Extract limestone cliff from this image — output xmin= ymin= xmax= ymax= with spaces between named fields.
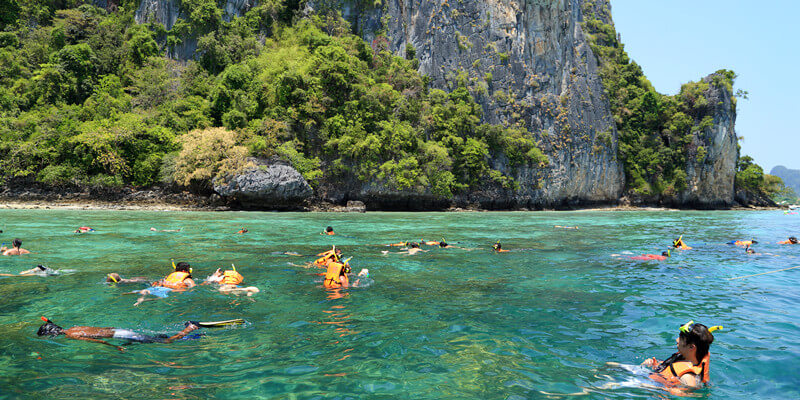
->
xmin=310 ymin=0 xmax=625 ymax=208
xmin=675 ymin=73 xmax=738 ymax=207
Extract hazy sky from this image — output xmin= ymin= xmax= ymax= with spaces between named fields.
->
xmin=608 ymin=0 xmax=798 ymax=172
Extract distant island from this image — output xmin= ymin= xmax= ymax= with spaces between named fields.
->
xmin=769 ymin=166 xmax=800 ymax=202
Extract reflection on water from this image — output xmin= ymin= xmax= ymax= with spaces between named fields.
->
xmin=0 ymin=210 xmax=799 ymax=399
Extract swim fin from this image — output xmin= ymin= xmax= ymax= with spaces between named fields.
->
xmin=195 ymin=319 xmax=245 ymax=327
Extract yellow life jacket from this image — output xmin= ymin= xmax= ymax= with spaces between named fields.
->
xmin=163 ymin=271 xmax=190 ymax=288
xmin=650 ymin=354 xmax=710 ymax=386
xmin=324 ymin=262 xmax=345 ymax=288
xmin=220 ymin=270 xmax=244 ymax=285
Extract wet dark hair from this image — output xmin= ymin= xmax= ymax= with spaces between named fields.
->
xmin=493 ymin=242 xmax=501 ymax=250
xmin=679 ymin=323 xmax=714 ymax=361
xmin=439 ymin=241 xmax=448 ymax=248
xmin=175 ymin=262 xmax=191 ymax=273
xmin=790 ymin=237 xmax=798 ymax=244
xmin=326 ymin=226 xmax=333 ymax=232
xmin=751 ymin=240 xmax=758 ymax=244
xmin=661 ymin=251 xmax=669 ymax=257
xmin=37 ymin=264 xmax=46 ymax=271
xmin=410 ymin=242 xmax=420 ymax=248
xmin=12 ymin=238 xmax=21 ymax=248
xmin=37 ymin=321 xmax=64 ymax=337
xmin=746 ymin=248 xmax=756 ymax=254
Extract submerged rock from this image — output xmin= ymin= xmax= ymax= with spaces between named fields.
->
xmin=213 ymin=158 xmax=313 ymax=209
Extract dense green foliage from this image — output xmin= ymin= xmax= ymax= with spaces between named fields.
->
xmin=736 ymin=156 xmax=797 ymax=202
xmin=580 ymin=3 xmax=775 ymax=199
xmin=0 ymin=0 xmax=545 ymax=197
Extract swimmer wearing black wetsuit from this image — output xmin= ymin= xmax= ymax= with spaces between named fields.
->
xmin=37 ymin=318 xmax=201 ymax=351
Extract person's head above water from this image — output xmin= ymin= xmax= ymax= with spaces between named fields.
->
xmin=409 ymin=242 xmax=420 ymax=249
xmin=677 ymin=321 xmax=716 ymax=361
xmin=493 ymin=242 xmax=502 ymax=250
xmin=439 ymin=241 xmax=448 ymax=248
xmin=790 ymin=237 xmax=798 ymax=244
xmin=12 ymin=238 xmax=21 ymax=248
xmin=746 ymin=247 xmax=756 ymax=254
xmin=174 ymin=262 xmax=191 ymax=273
xmin=107 ymin=273 xmax=122 ymax=283
xmin=37 ymin=317 xmax=64 ymax=337
xmin=326 ymin=226 xmax=333 ymax=233
xmin=661 ymin=251 xmax=670 ymax=257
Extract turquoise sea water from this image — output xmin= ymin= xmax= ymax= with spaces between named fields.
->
xmin=0 ymin=210 xmax=798 ymax=399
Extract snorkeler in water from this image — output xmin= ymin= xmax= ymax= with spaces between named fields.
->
xmin=0 ymin=265 xmax=58 ymax=277
xmin=150 ymin=227 xmax=182 ymax=232
xmin=322 ymin=226 xmax=335 ymax=235
xmin=37 ymin=317 xmax=202 ymax=351
xmin=554 ymin=225 xmax=579 ymax=230
xmin=492 ymin=242 xmax=509 ymax=253
xmin=205 ymin=266 xmax=260 ymax=296
xmin=134 ymin=262 xmax=196 ymax=306
xmin=236 ymin=228 xmax=249 ymax=234
xmin=74 ymin=226 xmax=95 ymax=233
xmin=778 ymin=236 xmax=799 ymax=244
xmin=106 ymin=273 xmax=149 ymax=284
xmin=2 ymin=239 xmax=30 ymax=256
xmin=383 ymin=242 xmax=426 ymax=255
xmin=672 ymin=236 xmax=691 ymax=250
xmin=641 ymin=321 xmax=720 ymax=388
xmin=628 ymin=251 xmax=671 ymax=261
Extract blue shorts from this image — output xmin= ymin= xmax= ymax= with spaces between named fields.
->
xmin=147 ymin=286 xmax=173 ymax=298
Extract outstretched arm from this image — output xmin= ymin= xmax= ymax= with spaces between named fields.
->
xmin=164 ymin=324 xmax=199 ymax=344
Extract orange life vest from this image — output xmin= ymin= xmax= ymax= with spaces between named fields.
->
xmin=324 ymin=262 xmax=348 ymax=288
xmin=220 ymin=270 xmax=244 ymax=285
xmin=162 ymin=271 xmax=190 ymax=288
xmin=326 ymin=231 xmax=335 ymax=235
xmin=734 ymin=240 xmax=753 ymax=246
xmin=650 ymin=354 xmax=710 ymax=386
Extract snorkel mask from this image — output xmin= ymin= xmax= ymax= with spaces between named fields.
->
xmin=342 ymin=257 xmax=352 ymax=274
xmin=679 ymin=320 xmax=723 ymax=334
xmin=37 ymin=316 xmax=64 ymax=337
xmin=172 ymin=259 xmax=192 ymax=274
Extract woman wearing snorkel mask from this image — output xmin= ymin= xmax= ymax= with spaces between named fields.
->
xmin=642 ymin=321 xmax=721 ymax=388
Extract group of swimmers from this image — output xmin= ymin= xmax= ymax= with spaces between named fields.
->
xmin=14 ymin=223 xmax=798 ymax=392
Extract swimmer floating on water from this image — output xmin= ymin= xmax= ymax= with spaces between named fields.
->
xmin=205 ymin=265 xmax=260 ymax=296
xmin=74 ymin=226 xmax=94 ymax=233
xmin=672 ymin=236 xmax=691 ymax=250
xmin=728 ymin=239 xmax=757 ymax=246
xmin=492 ymin=241 xmax=509 ymax=253
xmin=383 ymin=242 xmax=426 ymax=255
xmin=0 ymin=264 xmax=58 ymax=277
xmin=778 ymin=236 xmax=798 ymax=244
xmin=1 ymin=239 xmax=30 ymax=256
xmin=236 ymin=228 xmax=249 ymax=234
xmin=37 ymin=317 xmax=205 ymax=351
xmin=322 ymin=226 xmax=335 ymax=235
xmin=106 ymin=273 xmax=149 ymax=284
xmin=629 ymin=250 xmax=671 ymax=261
xmin=150 ymin=227 xmax=181 ymax=232
xmin=134 ymin=261 xmax=196 ymax=306
xmin=641 ymin=321 xmax=721 ymax=389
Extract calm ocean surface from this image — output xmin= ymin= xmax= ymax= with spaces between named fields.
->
xmin=0 ymin=209 xmax=798 ymax=399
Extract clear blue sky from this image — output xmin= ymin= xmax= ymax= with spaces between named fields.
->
xmin=608 ymin=0 xmax=799 ymax=172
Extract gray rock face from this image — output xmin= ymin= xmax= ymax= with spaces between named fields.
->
xmin=135 ymin=0 xmax=255 ymax=59
xmin=676 ymin=73 xmax=738 ymax=207
xmin=311 ymin=0 xmax=624 ymax=207
xmin=213 ymin=158 xmax=313 ymax=209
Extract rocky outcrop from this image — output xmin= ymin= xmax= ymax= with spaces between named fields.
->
xmin=213 ymin=158 xmax=313 ymax=209
xmin=676 ymin=73 xmax=739 ymax=207
xmin=309 ymin=0 xmax=625 ymax=208
xmin=135 ymin=0 xmax=255 ymax=59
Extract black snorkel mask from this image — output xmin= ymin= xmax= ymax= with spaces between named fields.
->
xmin=37 ymin=316 xmax=63 ymax=337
